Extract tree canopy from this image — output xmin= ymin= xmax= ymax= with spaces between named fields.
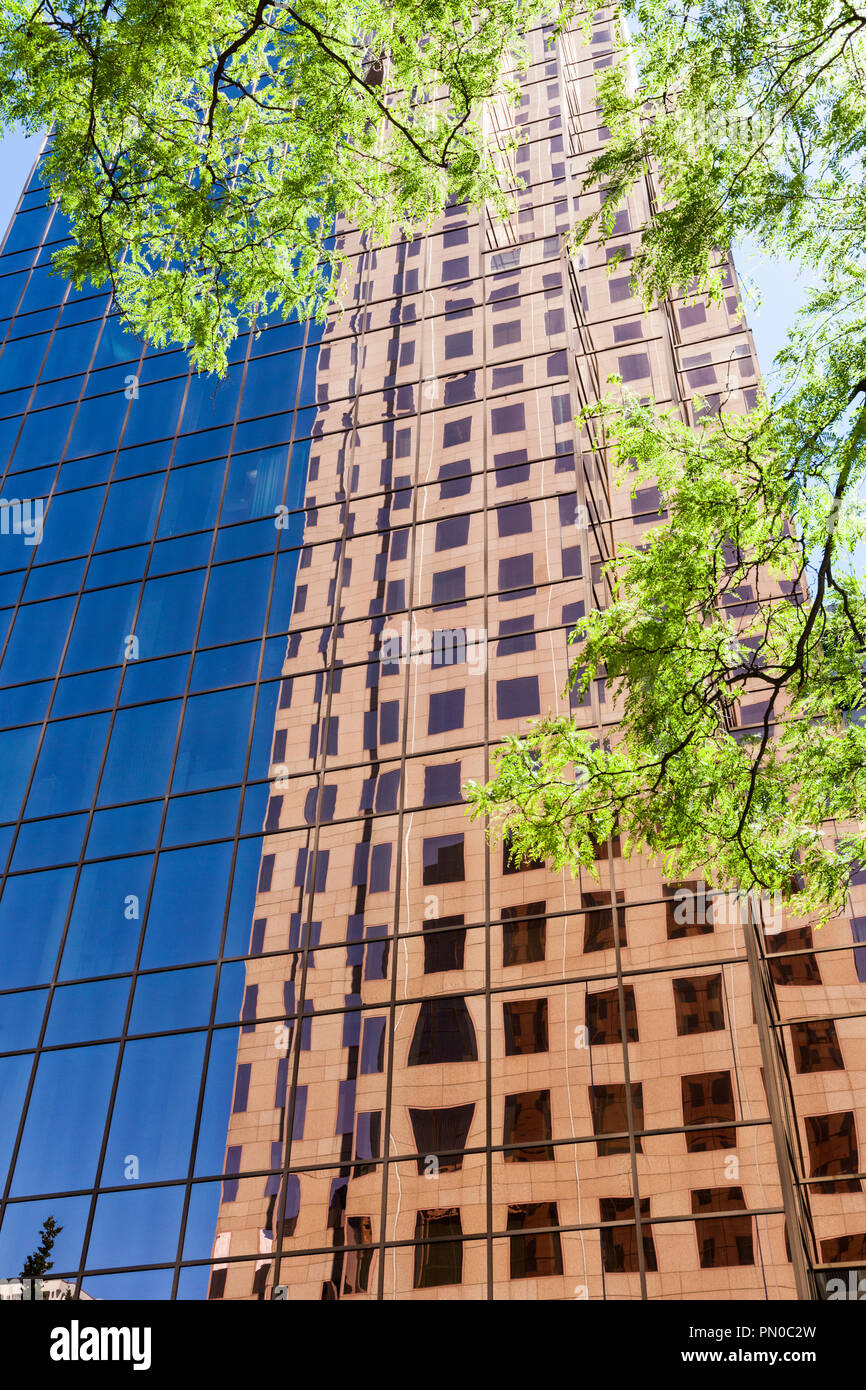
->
xmin=468 ymin=0 xmax=866 ymax=922
xmin=0 ymin=0 xmax=573 ymax=372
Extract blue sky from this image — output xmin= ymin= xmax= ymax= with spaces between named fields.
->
xmin=733 ymin=237 xmax=811 ymax=388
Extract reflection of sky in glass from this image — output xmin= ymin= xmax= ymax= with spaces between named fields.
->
xmin=0 ymin=145 xmax=318 ymax=1295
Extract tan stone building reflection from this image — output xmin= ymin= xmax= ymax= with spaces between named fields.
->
xmin=207 ymin=9 xmax=866 ymax=1300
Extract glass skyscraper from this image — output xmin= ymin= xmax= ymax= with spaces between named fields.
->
xmin=0 ymin=126 xmax=323 ymax=1301
xmin=1 ymin=6 xmax=866 ymax=1302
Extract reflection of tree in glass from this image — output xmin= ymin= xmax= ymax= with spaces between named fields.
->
xmin=20 ymin=1214 xmax=62 ymax=1278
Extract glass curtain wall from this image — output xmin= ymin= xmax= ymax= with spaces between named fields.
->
xmin=0 ymin=145 xmax=321 ymax=1299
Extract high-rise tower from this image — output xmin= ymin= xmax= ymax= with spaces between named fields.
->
xmin=0 ymin=6 xmax=864 ymax=1302
xmin=206 ymin=10 xmax=866 ymax=1301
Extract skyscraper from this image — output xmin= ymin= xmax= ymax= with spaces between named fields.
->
xmin=0 ymin=127 xmax=324 ymax=1301
xmin=0 ymin=6 xmax=864 ymax=1302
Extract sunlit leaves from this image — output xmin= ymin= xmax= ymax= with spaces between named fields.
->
xmin=467 ymin=1 xmax=866 ymax=923
xmin=466 ymin=393 xmax=866 ymax=922
xmin=0 ymin=0 xmax=575 ymax=372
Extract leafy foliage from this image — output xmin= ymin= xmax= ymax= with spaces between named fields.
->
xmin=0 ymin=0 xmax=573 ymax=372
xmin=575 ymin=0 xmax=866 ymax=305
xmin=468 ymin=2 xmax=866 ymax=921
xmin=467 ymin=392 xmax=866 ymax=921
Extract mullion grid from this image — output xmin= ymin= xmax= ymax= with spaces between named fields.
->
xmin=6 ymin=914 xmax=865 ymax=1071
xmin=554 ymin=23 xmax=652 ymax=1303
xmin=0 ymin=187 xmax=321 ymax=1292
xmin=0 ymin=10 xmax=860 ymax=1298
xmin=370 ymin=207 xmax=442 ymax=1300
xmin=269 ymin=240 xmax=382 ymax=1299
xmin=13 ymin=1194 xmax=793 ymax=1293
xmin=269 ymin=15 xmax=641 ymax=1301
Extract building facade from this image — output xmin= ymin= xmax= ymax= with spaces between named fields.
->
xmin=0 ymin=7 xmax=865 ymax=1301
xmin=0 ymin=126 xmax=324 ymax=1299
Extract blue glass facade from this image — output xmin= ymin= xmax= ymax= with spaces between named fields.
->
xmin=0 ymin=150 xmax=320 ymax=1298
